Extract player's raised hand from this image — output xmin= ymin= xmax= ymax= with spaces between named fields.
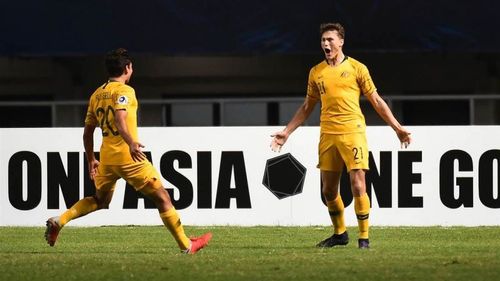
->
xmin=396 ymin=127 xmax=412 ymax=149
xmin=130 ymin=141 xmax=147 ymax=162
xmin=88 ymin=159 xmax=100 ymax=181
xmin=270 ymin=131 xmax=289 ymax=152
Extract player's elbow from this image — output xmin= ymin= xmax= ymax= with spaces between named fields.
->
xmin=302 ymin=100 xmax=316 ymax=115
xmin=371 ymin=97 xmax=387 ymax=113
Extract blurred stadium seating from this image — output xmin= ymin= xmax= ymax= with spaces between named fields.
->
xmin=1 ymin=1 xmax=499 ymax=127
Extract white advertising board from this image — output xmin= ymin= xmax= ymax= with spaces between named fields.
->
xmin=0 ymin=126 xmax=499 ymax=226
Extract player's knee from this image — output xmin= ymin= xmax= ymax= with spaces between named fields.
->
xmin=156 ymin=190 xmax=173 ymax=206
xmin=97 ymin=202 xmax=110 ymax=209
xmin=322 ymin=187 xmax=338 ymax=201
xmin=153 ymin=194 xmax=173 ymax=213
xmin=349 ymin=170 xmax=365 ymax=192
xmin=93 ymin=195 xmax=111 ymax=209
xmin=350 ymin=180 xmax=365 ymax=195
xmin=142 ymin=187 xmax=173 ymax=211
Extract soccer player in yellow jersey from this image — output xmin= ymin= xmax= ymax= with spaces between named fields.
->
xmin=271 ymin=23 xmax=412 ymax=249
xmin=45 ymin=48 xmax=212 ymax=254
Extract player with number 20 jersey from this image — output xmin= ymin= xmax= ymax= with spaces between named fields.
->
xmin=45 ymin=48 xmax=212 ymax=254
xmin=85 ymin=81 xmax=139 ymax=165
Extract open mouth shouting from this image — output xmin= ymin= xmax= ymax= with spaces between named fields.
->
xmin=324 ymin=48 xmax=331 ymax=54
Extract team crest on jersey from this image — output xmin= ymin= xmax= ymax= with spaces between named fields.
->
xmin=117 ymin=95 xmax=128 ymax=105
xmin=340 ymin=71 xmax=350 ymax=78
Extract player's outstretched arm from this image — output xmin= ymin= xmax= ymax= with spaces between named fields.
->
xmin=271 ymin=96 xmax=318 ymax=152
xmin=366 ymin=91 xmax=412 ymax=148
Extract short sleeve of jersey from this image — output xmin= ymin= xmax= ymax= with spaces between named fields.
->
xmin=357 ymin=64 xmax=377 ymax=96
xmin=84 ymin=97 xmax=98 ymax=126
xmin=306 ymin=67 xmax=320 ymax=100
xmin=113 ymin=86 xmax=135 ymax=111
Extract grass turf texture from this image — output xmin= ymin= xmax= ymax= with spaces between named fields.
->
xmin=1 ymin=226 xmax=499 ymax=281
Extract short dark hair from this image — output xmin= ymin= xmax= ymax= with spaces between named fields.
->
xmin=319 ymin=23 xmax=345 ymax=39
xmin=105 ymin=48 xmax=132 ymax=77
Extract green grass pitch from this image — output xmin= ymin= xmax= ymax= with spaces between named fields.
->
xmin=1 ymin=226 xmax=499 ymax=281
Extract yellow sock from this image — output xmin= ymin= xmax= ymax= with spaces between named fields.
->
xmin=59 ymin=197 xmax=98 ymax=226
xmin=326 ymin=195 xmax=346 ymax=234
xmin=159 ymin=207 xmax=190 ymax=250
xmin=354 ymin=193 xmax=370 ymax=239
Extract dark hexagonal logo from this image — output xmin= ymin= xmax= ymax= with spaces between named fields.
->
xmin=262 ymin=153 xmax=307 ymax=199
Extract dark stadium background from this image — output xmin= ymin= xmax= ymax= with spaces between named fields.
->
xmin=1 ymin=0 xmax=499 ymax=127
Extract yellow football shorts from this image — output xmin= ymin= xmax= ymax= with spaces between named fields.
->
xmin=93 ymin=160 xmax=163 ymax=194
xmin=317 ymin=132 xmax=370 ymax=172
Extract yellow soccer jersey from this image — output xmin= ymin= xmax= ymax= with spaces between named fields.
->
xmin=307 ymin=57 xmax=376 ymax=134
xmin=84 ymin=81 xmax=140 ymax=165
